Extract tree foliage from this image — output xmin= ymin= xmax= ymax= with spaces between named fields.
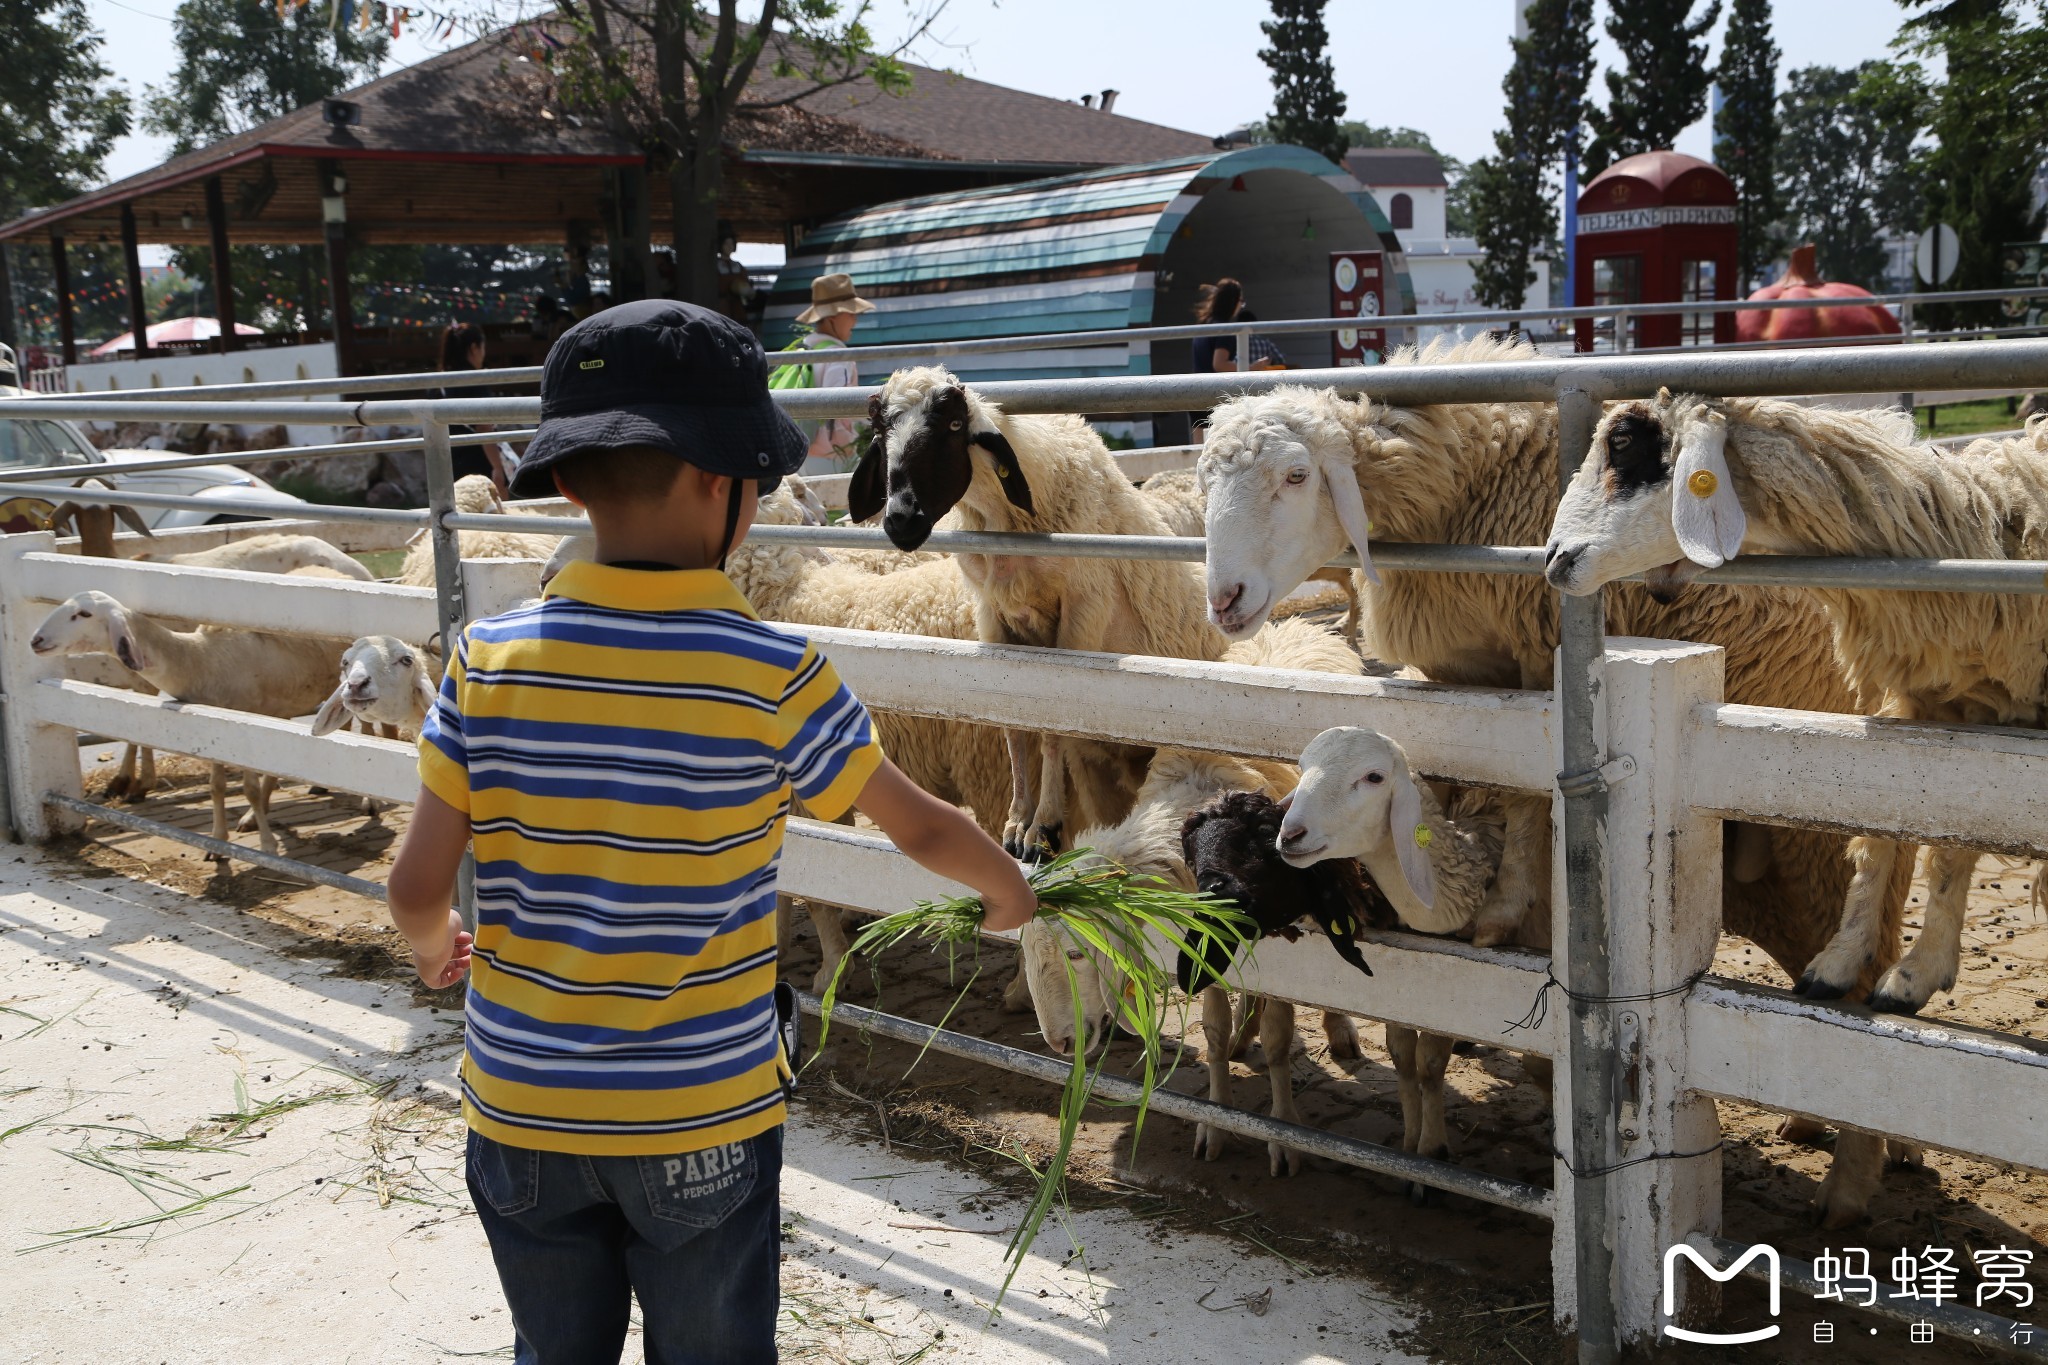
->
xmin=1774 ymin=63 xmax=1926 ymax=291
xmin=1257 ymin=0 xmax=1348 ymax=166
xmin=1895 ymin=0 xmax=2048 ymax=322
xmin=143 ymin=0 xmax=387 ymax=152
xmin=1585 ymin=0 xmax=1721 ymax=175
xmin=1714 ymin=0 xmax=1781 ymax=291
xmin=537 ymin=0 xmax=941 ymax=305
xmin=1467 ymin=0 xmax=1595 ymax=311
xmin=0 ymin=0 xmax=132 ymax=347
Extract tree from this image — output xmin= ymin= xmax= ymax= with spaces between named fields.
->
xmin=1584 ymin=0 xmax=1721 ymax=175
xmin=537 ymin=1 xmax=941 ymax=307
xmin=1467 ymin=0 xmax=1595 ymax=311
xmin=0 ymin=0 xmax=131 ymax=348
xmin=144 ymin=0 xmax=387 ymax=335
xmin=1774 ymin=64 xmax=1924 ymax=290
xmin=1258 ymin=0 xmax=1347 ymax=166
xmin=1896 ymin=0 xmax=2048 ymax=323
xmin=1714 ymin=0 xmax=1781 ymax=291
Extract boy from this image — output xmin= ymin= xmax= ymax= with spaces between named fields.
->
xmin=386 ymin=300 xmax=1035 ymax=1365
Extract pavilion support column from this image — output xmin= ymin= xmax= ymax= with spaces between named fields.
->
xmin=602 ymin=164 xmax=651 ymax=304
xmin=204 ymin=176 xmax=239 ymax=353
xmin=319 ymin=160 xmax=354 ymax=377
xmin=49 ymin=232 xmax=76 ymax=366
xmin=119 ymin=204 xmax=150 ymax=359
xmin=0 ymin=242 xmax=18 ymax=351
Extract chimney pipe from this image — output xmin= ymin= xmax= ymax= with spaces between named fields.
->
xmin=1099 ymin=89 xmax=1119 ymax=114
xmin=1079 ymin=93 xmax=1095 ymax=108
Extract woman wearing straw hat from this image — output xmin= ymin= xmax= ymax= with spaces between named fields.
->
xmin=776 ymin=272 xmax=875 ymax=474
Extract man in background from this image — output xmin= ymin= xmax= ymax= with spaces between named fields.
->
xmin=779 ymin=273 xmax=874 ymax=475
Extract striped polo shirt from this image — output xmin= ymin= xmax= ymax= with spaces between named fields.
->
xmin=418 ymin=561 xmax=883 ymax=1155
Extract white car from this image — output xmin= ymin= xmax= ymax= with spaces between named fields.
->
xmin=0 ymin=344 xmax=304 ymax=535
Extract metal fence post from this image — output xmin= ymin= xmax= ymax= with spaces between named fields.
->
xmin=1597 ymin=640 xmax=1727 ymax=1346
xmin=0 ymin=530 xmax=84 ymax=841
xmin=1235 ymin=325 xmax=1253 ymax=374
xmin=1553 ymin=385 xmax=1617 ymax=1363
xmin=422 ymin=418 xmax=477 ymax=931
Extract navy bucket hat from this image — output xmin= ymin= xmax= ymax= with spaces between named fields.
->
xmin=507 ymin=299 xmax=809 ymax=499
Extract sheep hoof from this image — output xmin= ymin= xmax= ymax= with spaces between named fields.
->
xmin=1888 ymin=1140 xmax=1927 ymax=1170
xmin=1193 ymin=1124 xmax=1224 ymax=1162
xmin=1864 ymin=985 xmax=1930 ymax=1016
xmin=1325 ymin=1020 xmax=1363 ymax=1061
xmin=1813 ymin=1187 xmax=1871 ymax=1231
xmin=1793 ymin=968 xmax=1852 ymax=1001
xmin=1867 ymin=962 xmax=1943 ymax=1016
xmin=811 ymin=963 xmax=841 ymax=999
xmin=1268 ymin=1143 xmax=1302 ymax=1178
xmin=1021 ymin=823 xmax=1061 ymax=864
xmin=1407 ymin=1181 xmax=1439 ymax=1208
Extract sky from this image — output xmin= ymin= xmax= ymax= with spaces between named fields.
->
xmin=84 ymin=0 xmax=1914 ymax=261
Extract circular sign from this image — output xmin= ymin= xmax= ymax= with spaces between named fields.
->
xmin=1358 ymin=291 xmax=1381 ymax=318
xmin=1915 ymin=224 xmax=1960 ymax=285
xmin=1337 ymin=327 xmax=1359 ymax=349
xmin=0 ymin=497 xmax=55 ymax=535
xmin=1333 ymin=257 xmax=1358 ymax=293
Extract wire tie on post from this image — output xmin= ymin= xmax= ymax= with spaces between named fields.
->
xmin=1503 ymin=966 xmax=1706 ymax=1036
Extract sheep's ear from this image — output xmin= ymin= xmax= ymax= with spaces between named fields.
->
xmin=411 ymin=659 xmax=440 ymax=717
xmin=310 ymin=685 xmax=353 ymax=737
xmin=1308 ymin=872 xmax=1375 ymax=978
xmin=1387 ymin=766 xmax=1438 ymax=911
xmin=1670 ymin=410 xmax=1746 ymax=569
xmin=1322 ymin=459 xmax=1382 ymax=587
xmin=113 ymin=504 xmax=154 ymax=538
xmin=972 ymin=430 xmax=1034 ymax=515
xmin=108 ymin=606 xmax=150 ymax=675
xmin=846 ymin=436 xmax=886 ymax=522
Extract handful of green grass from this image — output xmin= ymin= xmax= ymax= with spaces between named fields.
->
xmin=815 ymin=848 xmax=1252 ymax=1308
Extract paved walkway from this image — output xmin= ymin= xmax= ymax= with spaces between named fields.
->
xmin=0 ymin=850 xmax=1426 ymax=1364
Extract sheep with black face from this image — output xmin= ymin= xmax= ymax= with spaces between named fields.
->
xmin=850 ymin=366 xmax=1227 ymax=860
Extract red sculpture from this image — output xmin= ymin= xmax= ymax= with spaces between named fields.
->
xmin=1738 ymin=244 xmax=1902 ymax=343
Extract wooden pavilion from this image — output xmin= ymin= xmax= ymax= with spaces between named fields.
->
xmin=0 ymin=22 xmax=1211 ymax=376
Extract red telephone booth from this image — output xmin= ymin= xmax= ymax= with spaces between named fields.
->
xmin=1572 ymin=151 xmax=1738 ymax=352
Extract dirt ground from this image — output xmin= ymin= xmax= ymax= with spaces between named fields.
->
xmin=14 ymin=739 xmax=2048 ymax=1364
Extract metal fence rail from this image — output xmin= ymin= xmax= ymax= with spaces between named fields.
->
xmin=6 ymin=335 xmax=2048 ymax=1364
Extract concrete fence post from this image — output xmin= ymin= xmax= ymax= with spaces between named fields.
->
xmin=1598 ymin=639 xmax=1727 ymax=1346
xmin=0 ymin=531 xmax=83 ymax=840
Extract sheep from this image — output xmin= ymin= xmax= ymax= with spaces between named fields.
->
xmin=311 ymin=635 xmax=442 ymax=738
xmin=1015 ymin=616 xmax=1377 ymax=1175
xmin=1546 ymin=395 xmax=2048 ymax=1019
xmin=1195 ymin=334 xmax=1913 ymax=1226
xmin=28 ymin=576 xmax=350 ymax=856
xmin=1277 ymin=726 xmax=1521 ymax=1175
xmin=851 ymin=366 xmax=1225 ymax=860
xmin=132 ymin=533 xmax=374 ymax=581
xmin=396 ymin=474 xmax=560 ymax=586
xmin=1139 ymin=467 xmax=1362 ymax=648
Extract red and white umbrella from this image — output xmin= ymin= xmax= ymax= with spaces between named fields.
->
xmin=91 ymin=316 xmax=265 ymax=356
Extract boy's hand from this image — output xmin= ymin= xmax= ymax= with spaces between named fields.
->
xmin=980 ymin=876 xmax=1039 ymax=934
xmin=411 ymin=907 xmax=474 ymax=989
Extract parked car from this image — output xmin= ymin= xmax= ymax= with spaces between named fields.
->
xmin=0 ymin=343 xmax=304 ymax=535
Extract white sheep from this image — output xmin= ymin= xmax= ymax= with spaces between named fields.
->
xmin=44 ymin=480 xmax=164 ymax=800
xmin=311 ymin=635 xmax=442 ymax=738
xmin=133 ymin=533 xmax=375 ymax=581
xmin=1277 ymin=726 xmax=1513 ymax=1171
xmin=852 ymin=367 xmax=1225 ymax=860
xmin=397 ymin=474 xmax=560 ymax=586
xmin=1016 ymin=616 xmax=1373 ymax=1176
xmin=1195 ymin=336 xmax=1912 ymax=1227
xmin=29 ymin=576 xmax=350 ymax=856
xmin=1547 ymin=395 xmax=2048 ymax=1020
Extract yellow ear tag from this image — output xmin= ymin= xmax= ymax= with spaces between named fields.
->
xmin=1687 ymin=470 xmax=1719 ymax=498
xmin=1413 ymin=824 xmax=1432 ymax=849
xmin=1122 ymin=978 xmax=1139 ymax=1003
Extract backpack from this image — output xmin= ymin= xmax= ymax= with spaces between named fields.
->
xmin=768 ymin=334 xmax=828 ymax=392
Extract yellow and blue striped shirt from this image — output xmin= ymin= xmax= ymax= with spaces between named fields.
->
xmin=419 ymin=561 xmax=882 ymax=1155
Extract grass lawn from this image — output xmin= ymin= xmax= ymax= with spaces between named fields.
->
xmin=1916 ymin=396 xmax=2026 ymax=438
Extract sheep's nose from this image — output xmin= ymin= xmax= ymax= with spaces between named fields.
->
xmin=1544 ymin=543 xmax=1579 ymax=589
xmin=1049 ymin=1033 xmax=1074 ymax=1057
xmin=1278 ymin=819 xmax=1306 ymax=847
xmin=28 ymin=633 xmax=49 ymax=653
xmin=1209 ymin=583 xmax=1243 ymax=618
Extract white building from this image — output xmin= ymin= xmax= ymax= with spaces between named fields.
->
xmin=1344 ymin=147 xmax=1552 ymax=336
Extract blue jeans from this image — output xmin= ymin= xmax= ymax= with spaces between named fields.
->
xmin=466 ymin=1125 xmax=783 ymax=1365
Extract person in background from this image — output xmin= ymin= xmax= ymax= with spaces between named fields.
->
xmin=1191 ymin=278 xmax=1288 ymax=374
xmin=433 ymin=323 xmax=510 ymax=494
xmin=776 ymin=272 xmax=874 ymax=476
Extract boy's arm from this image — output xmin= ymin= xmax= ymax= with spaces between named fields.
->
xmin=853 ymin=759 xmax=1037 ymax=932
xmin=387 ymin=787 xmax=475 ymax=988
